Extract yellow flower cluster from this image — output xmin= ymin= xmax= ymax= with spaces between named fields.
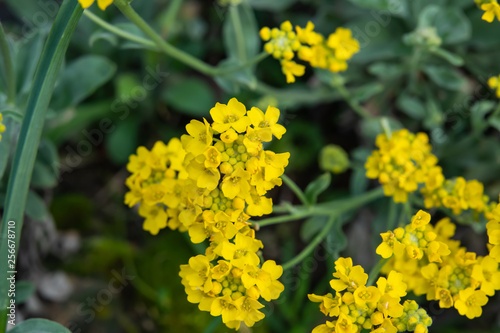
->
xmin=365 ymin=130 xmax=438 ymax=203
xmin=487 ymin=204 xmax=500 ymax=261
xmin=0 ymin=113 xmax=5 ymax=142
xmin=180 ymin=250 xmax=283 ymax=329
xmin=378 ymin=210 xmax=500 ymax=319
xmin=476 ymin=0 xmax=500 ymax=22
xmin=259 ymin=21 xmax=360 ymax=83
xmin=308 ymin=257 xmax=432 ymax=333
xmin=487 ymin=74 xmax=500 ymax=97
xmin=365 ymin=129 xmax=494 ymax=219
xmin=125 ymin=98 xmax=289 ymax=328
xmin=78 ymin=0 xmax=113 ymax=10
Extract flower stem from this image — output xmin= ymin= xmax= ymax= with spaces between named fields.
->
xmin=366 ymin=258 xmax=389 ymax=286
xmin=331 ymin=75 xmax=373 ymax=119
xmin=114 ymin=0 xmax=216 ymax=75
xmin=255 ymin=210 xmax=312 ymax=228
xmin=0 ymin=1 xmax=83 ymax=331
xmin=83 ymin=10 xmax=157 ymax=49
xmin=0 ymin=22 xmax=16 ymax=105
xmin=281 ymin=174 xmax=309 ymax=206
xmin=282 ymin=215 xmax=336 ymax=270
xmin=255 ymin=187 xmax=384 ymax=228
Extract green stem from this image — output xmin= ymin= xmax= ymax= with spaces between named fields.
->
xmin=229 ymin=5 xmax=246 ymax=63
xmin=408 ymin=47 xmax=422 ymax=93
xmin=313 ymin=187 xmax=384 ymax=213
xmin=331 ymin=76 xmax=373 ymax=119
xmin=255 ymin=210 xmax=312 ymax=228
xmin=380 ymin=117 xmax=392 ymax=138
xmin=282 ymin=216 xmax=336 ymax=270
xmin=0 ymin=1 xmax=83 ymax=332
xmin=281 ymin=174 xmax=309 ymax=206
xmin=256 ymin=187 xmax=384 ymax=228
xmin=386 ymin=199 xmax=398 ymax=231
xmin=114 ymin=0 xmax=216 ymax=75
xmin=0 ymin=22 xmax=16 ymax=105
xmin=0 ymin=109 xmax=23 ymax=122
xmin=83 ymin=10 xmax=157 ymax=49
xmin=164 ymin=0 xmax=183 ymax=35
xmin=366 ymin=258 xmax=389 ymax=286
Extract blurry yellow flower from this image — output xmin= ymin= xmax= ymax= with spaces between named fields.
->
xmin=78 ymin=0 xmax=113 ymax=10
xmin=281 ymin=60 xmax=305 ymax=83
xmin=488 ymin=75 xmax=500 ymax=97
xmin=481 ymin=1 xmax=500 ymax=22
xmin=0 ymin=113 xmax=5 ymax=142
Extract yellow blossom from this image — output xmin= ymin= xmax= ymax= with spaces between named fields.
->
xmin=78 ymin=0 xmax=113 ymax=10
xmin=481 ymin=1 xmax=500 ymax=22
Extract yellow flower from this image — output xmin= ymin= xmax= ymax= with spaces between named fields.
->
xmin=326 ymin=27 xmax=360 ymax=60
xmin=410 ymin=210 xmax=431 ymax=230
xmin=454 ymin=288 xmax=488 ymax=319
xmin=295 ymin=21 xmax=323 ymax=45
xmin=376 ymin=271 xmax=407 ymax=298
xmin=353 ymin=285 xmax=381 ymax=307
xmin=182 ymin=118 xmax=213 ymax=155
xmin=78 ymin=0 xmax=113 ymax=10
xmin=219 ymin=233 xmax=262 ymax=268
xmin=210 ymin=98 xmax=251 ymax=133
xmin=471 ymin=256 xmax=500 ymax=296
xmin=335 ymin=313 xmax=357 ymax=333
xmin=481 ymin=1 xmax=500 ymax=22
xmin=281 ymin=60 xmax=305 ymax=83
xmin=260 ymin=21 xmax=301 ymax=60
xmin=247 ymin=106 xmax=286 ymax=140
xmin=488 ymin=75 xmax=500 ymax=97
xmin=0 ymin=113 xmax=5 ymax=141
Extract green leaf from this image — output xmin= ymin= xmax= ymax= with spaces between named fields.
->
xmin=31 ymin=139 xmax=59 ymax=189
xmin=15 ymin=280 xmax=35 ymax=304
xmin=300 ymin=215 xmax=327 ymax=242
xmin=248 ymin=0 xmax=298 ymax=10
xmin=31 ymin=160 xmax=58 ymax=189
xmin=25 ymin=190 xmax=49 ymax=222
xmin=162 ymin=77 xmax=215 ymax=117
xmin=0 ymin=1 xmax=83 ymax=327
xmin=223 ymin=4 xmax=259 ymax=62
xmin=430 ymin=47 xmax=464 ymax=66
xmin=304 ymin=173 xmax=331 ymax=205
xmin=105 ymin=116 xmax=139 ymax=165
xmin=9 ymin=318 xmax=71 ymax=333
xmin=350 ymin=167 xmax=369 ymax=196
xmin=89 ymin=30 xmax=119 ymax=47
xmin=359 ymin=117 xmax=403 ymax=142
xmin=396 ymin=93 xmax=426 ymax=119
xmin=14 ymin=32 xmax=45 ymax=96
xmin=325 ymin=217 xmax=348 ymax=259
xmin=422 ymin=65 xmax=466 ymax=91
xmin=47 ymin=100 xmax=113 ymax=145
xmin=418 ymin=5 xmax=471 ymax=44
xmin=368 ymin=62 xmax=404 ymax=79
xmin=434 ymin=7 xmax=471 ymax=45
xmin=471 ymin=100 xmax=495 ymax=132
xmin=349 ymin=0 xmax=409 ymax=15
xmin=50 ymin=55 xmax=116 ymax=111
xmin=350 ymin=82 xmax=384 ymax=102
xmin=488 ymin=113 xmax=500 ymax=132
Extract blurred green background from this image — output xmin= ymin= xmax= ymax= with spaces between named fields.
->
xmin=1 ymin=0 xmax=500 ymax=331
